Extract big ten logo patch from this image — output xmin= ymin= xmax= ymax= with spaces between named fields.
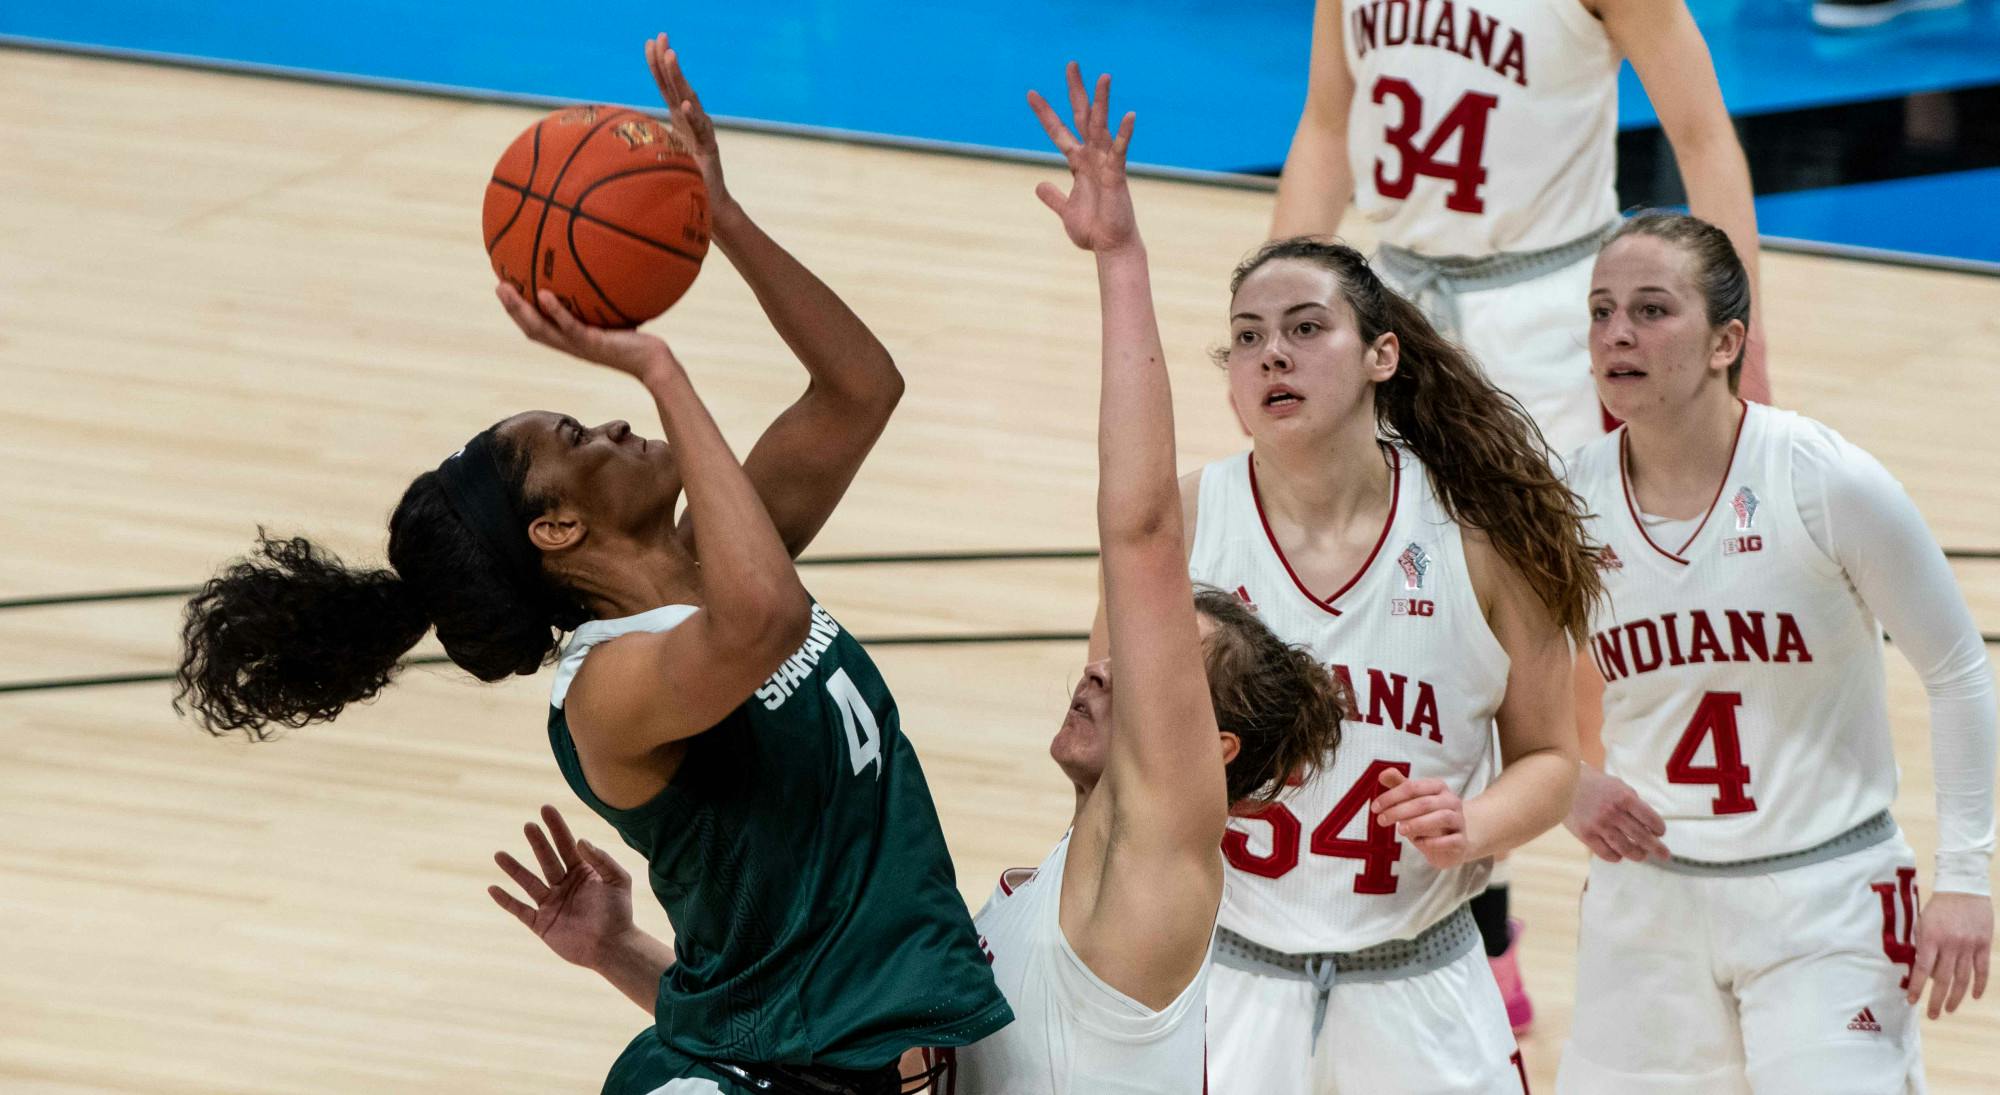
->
xmin=1723 ymin=535 xmax=1763 ymax=556
xmin=1391 ymin=598 xmax=1435 ymax=617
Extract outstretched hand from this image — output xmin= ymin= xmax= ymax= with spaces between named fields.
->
xmin=644 ymin=33 xmax=729 ymax=208
xmin=1026 ymin=63 xmax=1140 ymax=255
xmin=488 ymin=804 xmax=638 ymax=970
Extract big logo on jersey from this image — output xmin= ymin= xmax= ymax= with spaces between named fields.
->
xmin=1731 ymin=486 xmax=1761 ymax=531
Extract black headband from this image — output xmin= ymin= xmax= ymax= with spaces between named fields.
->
xmin=434 ymin=430 xmax=545 ymax=593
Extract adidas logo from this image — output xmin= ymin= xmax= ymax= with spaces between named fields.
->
xmin=1847 ymin=1007 xmax=1882 ymax=1033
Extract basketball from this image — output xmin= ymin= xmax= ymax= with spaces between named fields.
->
xmin=482 ymin=104 xmax=709 ymax=328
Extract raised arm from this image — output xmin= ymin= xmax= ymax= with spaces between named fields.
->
xmin=1029 ymin=65 xmax=1228 ymax=1006
xmin=497 ymin=288 xmax=809 ymax=775
xmin=1599 ymin=0 xmax=1768 ymax=402
xmin=1271 ymin=0 xmax=1355 ymax=239
xmin=647 ymin=36 xmax=904 ymax=557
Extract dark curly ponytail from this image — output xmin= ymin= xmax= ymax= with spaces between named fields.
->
xmin=176 ymin=428 xmax=587 ymax=738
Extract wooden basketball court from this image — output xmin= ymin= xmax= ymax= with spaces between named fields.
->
xmin=3 ymin=49 xmax=1997 ymax=1091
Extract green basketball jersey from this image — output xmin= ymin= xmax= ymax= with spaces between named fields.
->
xmin=547 ymin=599 xmax=1012 ymax=1074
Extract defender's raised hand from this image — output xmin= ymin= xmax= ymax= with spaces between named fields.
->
xmin=1027 ymin=63 xmax=1139 ymax=255
xmin=488 ymin=804 xmax=638 ymax=970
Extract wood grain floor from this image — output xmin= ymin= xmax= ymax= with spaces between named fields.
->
xmin=3 ymin=48 xmax=1997 ymax=1092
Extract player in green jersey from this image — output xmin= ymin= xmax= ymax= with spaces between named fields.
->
xmin=489 ymin=66 xmax=1352 ymax=1095
xmin=175 ymin=34 xmax=1009 ymax=1095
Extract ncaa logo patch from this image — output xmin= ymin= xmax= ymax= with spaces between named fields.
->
xmin=1397 ymin=542 xmax=1431 ymax=591
xmin=1731 ymin=486 xmax=1760 ymax=531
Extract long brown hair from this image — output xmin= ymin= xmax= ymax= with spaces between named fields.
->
xmin=1227 ymin=238 xmax=1603 ymax=641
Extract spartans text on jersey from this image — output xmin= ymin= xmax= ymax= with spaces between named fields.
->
xmin=1589 ymin=610 xmax=1814 ymax=684
xmin=755 ymin=603 xmax=844 ymax=710
xmin=1349 ymin=0 xmax=1528 ymax=87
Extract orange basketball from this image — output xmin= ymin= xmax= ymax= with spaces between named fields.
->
xmin=482 ymin=105 xmax=709 ymax=328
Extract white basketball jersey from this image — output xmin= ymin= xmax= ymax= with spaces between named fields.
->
xmin=1568 ymin=404 xmax=1898 ymax=863
xmin=1189 ymin=448 xmax=1508 ymax=952
xmin=1343 ymin=0 xmax=1621 ymax=256
xmin=958 ymin=834 xmax=1211 ymax=1095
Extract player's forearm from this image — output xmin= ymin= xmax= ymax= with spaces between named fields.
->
xmin=1094 ymin=244 xmax=1179 ymax=543
xmin=640 ymin=359 xmax=807 ymax=633
xmin=1271 ymin=123 xmax=1353 ymax=240
xmin=1465 ymin=747 xmax=1578 ymax=860
xmin=710 ymin=201 xmax=905 ymax=410
xmin=586 ymin=927 xmax=678 ymax=1017
xmin=1675 ymin=129 xmax=1767 ymax=400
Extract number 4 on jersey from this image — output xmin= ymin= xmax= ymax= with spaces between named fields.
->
xmin=1666 ymin=691 xmax=1757 ymax=815
xmin=1372 ymin=77 xmax=1498 ymax=215
xmin=825 ymin=668 xmax=882 ymax=780
xmin=1222 ymin=760 xmax=1411 ymax=893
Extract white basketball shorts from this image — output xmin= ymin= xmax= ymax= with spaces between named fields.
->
xmin=1207 ymin=942 xmax=1526 ymax=1095
xmin=1558 ymin=833 xmax=1926 ymax=1095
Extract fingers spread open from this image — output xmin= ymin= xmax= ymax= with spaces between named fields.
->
xmin=541 ymin=804 xmax=579 ymax=869
xmin=578 ymin=838 xmax=634 ymax=886
xmin=1027 ymin=90 xmax=1080 ymax=155
xmin=487 ymin=884 xmax=536 ymax=928
xmin=1064 ymin=61 xmax=1089 ymax=134
xmin=525 ymin=822 xmax=566 ymax=885
xmin=494 ymin=850 xmax=549 ymax=903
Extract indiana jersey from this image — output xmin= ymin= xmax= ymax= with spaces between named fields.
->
xmin=1568 ymin=404 xmax=1898 ymax=863
xmin=1343 ymin=0 xmax=1620 ymax=256
xmin=547 ymin=600 xmax=1012 ymax=1071
xmin=960 ymin=834 xmax=1212 ymax=1095
xmin=1189 ymin=448 xmax=1508 ymax=952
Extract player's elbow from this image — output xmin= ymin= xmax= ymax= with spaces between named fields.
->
xmin=713 ymin=579 xmax=814 ymax=666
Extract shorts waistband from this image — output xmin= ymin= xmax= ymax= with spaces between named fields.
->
xmin=1651 ymin=809 xmax=1897 ymax=877
xmin=1212 ymin=904 xmax=1479 ymax=1042
xmin=1372 ymin=220 xmax=1620 ymax=337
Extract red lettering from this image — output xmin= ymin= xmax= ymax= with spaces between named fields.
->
xmin=1413 ymin=0 xmax=1432 ymax=45
xmin=1666 ymin=691 xmax=1757 ymax=815
xmin=1624 ymin=619 xmax=1664 ymax=673
xmin=1221 ymin=802 xmax=1301 ymax=879
xmin=1871 ymin=866 xmax=1919 ymax=989
xmin=1688 ymin=610 xmax=1727 ymax=664
xmin=1727 ymin=610 xmax=1768 ymax=662
xmin=1310 ymin=760 xmax=1412 ymax=894
xmin=1410 ymin=682 xmax=1442 ymax=743
xmin=1371 ymin=78 xmax=1498 ymax=214
xmin=1593 ymin=629 xmax=1627 ymax=681
xmin=1385 ymin=0 xmax=1411 ymax=44
xmin=1354 ymin=3 xmax=1380 ymax=55
xmin=1431 ymin=0 xmax=1459 ymax=53
xmin=1367 ymin=668 xmax=1408 ymax=731
xmin=1221 ymin=762 xmax=1413 ymax=894
xmin=1663 ymin=612 xmax=1687 ymax=666
xmin=1494 ymin=30 xmax=1527 ymax=87
xmin=1774 ymin=613 xmax=1812 ymax=662
xmin=1463 ymin=10 xmax=1496 ymax=63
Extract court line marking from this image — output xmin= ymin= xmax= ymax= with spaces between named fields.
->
xmin=4 ymin=547 xmax=1997 ymax=613
xmin=0 ymin=631 xmax=1095 ymax=696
